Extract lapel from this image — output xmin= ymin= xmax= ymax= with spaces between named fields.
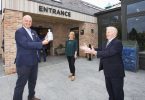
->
xmin=22 ymin=27 xmax=33 ymax=41
xmin=106 ymin=38 xmax=116 ymax=48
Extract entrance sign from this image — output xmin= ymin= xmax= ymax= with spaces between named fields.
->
xmin=39 ymin=5 xmax=71 ymax=17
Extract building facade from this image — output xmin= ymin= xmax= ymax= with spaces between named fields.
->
xmin=95 ymin=7 xmax=121 ymax=47
xmin=121 ymin=0 xmax=145 ymax=69
xmin=121 ymin=0 xmax=145 ymax=51
xmin=95 ymin=0 xmax=145 ymax=70
xmin=1 ymin=0 xmax=102 ymax=74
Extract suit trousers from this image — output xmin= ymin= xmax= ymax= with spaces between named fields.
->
xmin=13 ymin=64 xmax=38 ymax=100
xmin=105 ymin=77 xmax=124 ymax=100
xmin=67 ymin=56 xmax=75 ymax=76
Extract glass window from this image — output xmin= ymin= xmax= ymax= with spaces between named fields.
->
xmin=102 ymin=18 xmax=110 ymax=25
xmin=101 ymin=15 xmax=121 ymax=41
xmin=127 ymin=15 xmax=145 ymax=51
xmin=127 ymin=1 xmax=145 ymax=14
xmin=111 ymin=16 xmax=119 ymax=23
xmin=102 ymin=15 xmax=119 ymax=25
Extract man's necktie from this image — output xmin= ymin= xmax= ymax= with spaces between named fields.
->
xmin=106 ymin=41 xmax=110 ymax=47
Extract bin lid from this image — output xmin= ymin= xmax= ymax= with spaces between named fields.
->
xmin=122 ymin=40 xmax=138 ymax=47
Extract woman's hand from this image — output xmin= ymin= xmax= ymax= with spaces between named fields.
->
xmin=74 ymin=51 xmax=77 ymax=59
xmin=74 ymin=54 xmax=77 ymax=59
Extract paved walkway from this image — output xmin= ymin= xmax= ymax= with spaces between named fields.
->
xmin=0 ymin=58 xmax=4 ymax=76
xmin=0 ymin=56 xmax=145 ymax=100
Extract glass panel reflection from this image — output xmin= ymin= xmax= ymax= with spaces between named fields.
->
xmin=127 ymin=15 xmax=145 ymax=51
xmin=102 ymin=16 xmax=119 ymax=25
xmin=127 ymin=1 xmax=145 ymax=14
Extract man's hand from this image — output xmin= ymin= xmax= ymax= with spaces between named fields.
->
xmin=74 ymin=51 xmax=77 ymax=59
xmin=74 ymin=54 xmax=77 ymax=59
xmin=42 ymin=39 xmax=49 ymax=45
xmin=91 ymin=46 xmax=97 ymax=56
xmin=80 ymin=44 xmax=97 ymax=55
xmin=80 ymin=43 xmax=91 ymax=53
xmin=80 ymin=43 xmax=89 ymax=51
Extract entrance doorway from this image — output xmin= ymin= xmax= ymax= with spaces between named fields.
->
xmin=31 ymin=26 xmax=53 ymax=56
xmin=70 ymin=27 xmax=79 ymax=56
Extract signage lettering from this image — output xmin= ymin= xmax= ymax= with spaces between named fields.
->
xmin=39 ymin=5 xmax=71 ymax=17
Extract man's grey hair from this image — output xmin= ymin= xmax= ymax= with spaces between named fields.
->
xmin=106 ymin=26 xmax=118 ymax=38
xmin=22 ymin=15 xmax=32 ymax=21
xmin=106 ymin=26 xmax=118 ymax=33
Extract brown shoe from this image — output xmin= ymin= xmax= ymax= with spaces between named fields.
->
xmin=28 ymin=97 xmax=41 ymax=100
xmin=68 ymin=73 xmax=73 ymax=78
xmin=68 ymin=75 xmax=72 ymax=78
xmin=70 ymin=76 xmax=75 ymax=81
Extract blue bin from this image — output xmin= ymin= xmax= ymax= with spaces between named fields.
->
xmin=122 ymin=41 xmax=139 ymax=72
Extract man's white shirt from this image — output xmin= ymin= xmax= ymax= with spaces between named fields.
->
xmin=23 ymin=26 xmax=33 ymax=40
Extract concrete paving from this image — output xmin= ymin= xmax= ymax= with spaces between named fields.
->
xmin=0 ymin=58 xmax=4 ymax=76
xmin=0 ymin=56 xmax=145 ymax=100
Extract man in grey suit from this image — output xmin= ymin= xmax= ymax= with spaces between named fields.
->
xmin=13 ymin=15 xmax=49 ymax=100
xmin=81 ymin=26 xmax=125 ymax=100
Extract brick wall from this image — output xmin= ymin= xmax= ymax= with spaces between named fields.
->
xmin=1 ymin=18 xmax=4 ymax=62
xmin=0 ymin=15 xmax=2 ymax=55
xmin=79 ymin=22 xmax=98 ymax=56
xmin=52 ymin=22 xmax=98 ymax=57
xmin=53 ymin=23 xmax=69 ymax=49
xmin=32 ymin=21 xmax=69 ymax=55
xmin=3 ymin=9 xmax=23 ymax=74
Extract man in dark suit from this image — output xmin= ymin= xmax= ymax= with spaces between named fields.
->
xmin=81 ymin=26 xmax=125 ymax=100
xmin=13 ymin=15 xmax=49 ymax=100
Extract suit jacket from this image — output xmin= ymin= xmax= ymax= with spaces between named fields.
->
xmin=15 ymin=27 xmax=43 ymax=66
xmin=97 ymin=38 xmax=125 ymax=78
